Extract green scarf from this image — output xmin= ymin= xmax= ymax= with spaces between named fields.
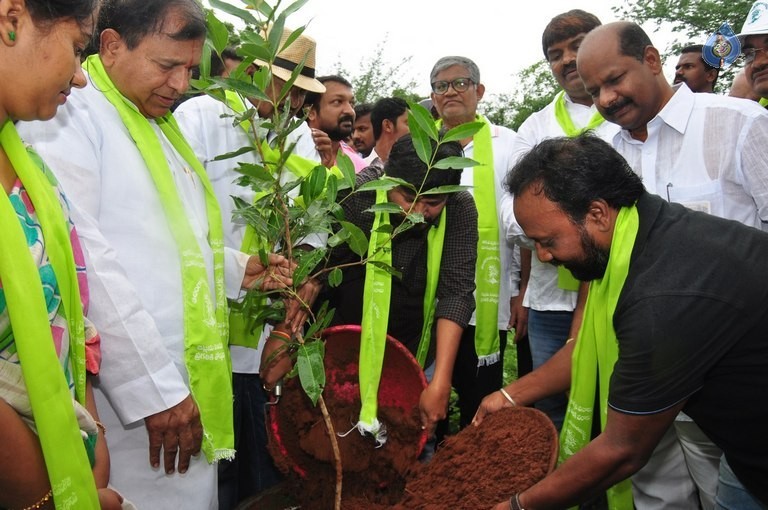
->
xmin=358 ymin=188 xmax=445 ymax=443
xmin=559 ymin=205 xmax=638 ymax=509
xmin=554 ymin=91 xmax=606 ymax=292
xmin=437 ymin=116 xmax=501 ymax=365
xmin=85 ymin=56 xmax=234 ymax=462
xmin=222 ymin=90 xmax=328 ymax=348
xmin=468 ymin=117 xmax=502 ymax=365
xmin=0 ymin=121 xmax=99 ymax=508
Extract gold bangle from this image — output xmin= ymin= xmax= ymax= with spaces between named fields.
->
xmin=95 ymin=420 xmax=106 ymax=435
xmin=19 ymin=488 xmax=53 ymax=510
xmin=269 ymin=330 xmax=291 ymax=341
xmin=565 ymin=337 xmax=575 ymax=344
xmin=499 ymin=387 xmax=517 ymax=406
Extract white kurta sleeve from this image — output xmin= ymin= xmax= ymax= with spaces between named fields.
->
xmin=18 ymin=101 xmax=189 ymax=425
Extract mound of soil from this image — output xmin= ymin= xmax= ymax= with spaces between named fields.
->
xmin=393 ymin=406 xmax=558 ymax=509
xmin=266 ymin=326 xmax=426 ymax=508
xmin=260 ymin=325 xmax=557 ymax=509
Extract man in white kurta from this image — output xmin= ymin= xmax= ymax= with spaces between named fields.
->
xmin=16 ymin=1 xmax=290 ymax=508
xmin=174 ymin=26 xmax=327 ymax=506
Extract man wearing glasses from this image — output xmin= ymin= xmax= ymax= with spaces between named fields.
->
xmin=739 ymin=1 xmax=768 ymax=105
xmin=428 ymin=56 xmax=523 ymax=440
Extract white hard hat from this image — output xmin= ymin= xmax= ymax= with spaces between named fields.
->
xmin=738 ymin=1 xmax=768 ymax=40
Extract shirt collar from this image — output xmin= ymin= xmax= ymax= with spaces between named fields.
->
xmin=617 ymin=83 xmax=693 ymax=144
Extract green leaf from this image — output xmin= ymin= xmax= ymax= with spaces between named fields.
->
xmin=279 ymin=0 xmax=310 ymax=20
xmin=368 ymin=260 xmax=402 ymax=279
xmin=338 ymin=221 xmax=369 ymax=257
xmin=373 ymin=223 xmax=393 ymax=235
xmin=303 ymin=302 xmax=335 ymax=343
xmin=325 ymin=172 xmax=338 ymax=203
xmin=214 ymin=77 xmax=271 ymax=103
xmin=407 ymin=102 xmax=440 ymax=140
xmin=237 ymin=43 xmax=272 ymax=65
xmin=300 ymin=164 xmax=327 ymax=204
xmin=235 ymin=162 xmax=275 ymax=183
xmin=364 ymin=202 xmax=404 ymax=214
xmin=404 ymin=212 xmax=426 ymax=225
xmin=433 ymin=156 xmax=479 ymax=170
xmin=421 ymin=185 xmax=472 ymax=195
xmin=199 ymin=42 xmax=212 ymax=80
xmin=328 ymin=267 xmax=343 ymax=288
xmin=292 ymin=248 xmax=327 ymax=287
xmin=356 ymin=177 xmax=408 ymax=193
xmin=408 ymin=116 xmax=433 ymax=165
xmin=209 ymin=0 xmax=258 ymax=24
xmin=336 ymin=151 xmax=356 ymax=190
xmin=326 ymin=228 xmax=350 ymax=248
xmin=212 ymin=145 xmax=256 ymax=161
xmin=206 ymin=10 xmax=230 ymax=56
xmin=442 ymin=121 xmax=485 ymax=143
xmin=297 ymin=340 xmax=326 ymax=406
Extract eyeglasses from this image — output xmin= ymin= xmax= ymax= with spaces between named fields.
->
xmin=431 ymin=77 xmax=474 ymax=95
xmin=741 ymin=45 xmax=768 ymax=65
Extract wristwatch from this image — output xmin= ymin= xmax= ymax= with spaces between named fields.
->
xmin=509 ymin=493 xmax=525 ymax=510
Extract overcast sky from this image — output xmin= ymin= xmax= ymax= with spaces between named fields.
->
xmin=281 ymin=0 xmax=682 ymax=98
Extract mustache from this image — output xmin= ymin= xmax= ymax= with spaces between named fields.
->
xmin=603 ymin=98 xmax=631 ymax=117
xmin=561 ymin=62 xmax=577 ymax=78
xmin=339 ymin=114 xmax=354 ymax=124
xmin=751 ymin=63 xmax=768 ymax=77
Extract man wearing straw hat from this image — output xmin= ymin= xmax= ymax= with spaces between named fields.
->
xmin=175 ymin=25 xmax=328 ymax=508
xmin=17 ymin=0 xmax=292 ymax=508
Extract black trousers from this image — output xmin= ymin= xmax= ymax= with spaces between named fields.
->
xmin=452 ymin=325 xmax=508 ymax=429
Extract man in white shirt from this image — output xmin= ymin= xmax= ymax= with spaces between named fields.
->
xmin=363 ymin=96 xmax=410 ymax=168
xmin=507 ymin=10 xmax=618 ymax=435
xmin=738 ymin=1 xmax=768 ymax=103
xmin=428 ymin=55 xmax=521 ymax=433
xmin=672 ymin=44 xmax=719 ymax=93
xmin=17 ymin=1 xmax=291 ymax=508
xmin=578 ymin=21 xmax=768 ymax=509
xmin=174 ymin=26 xmax=326 ymax=508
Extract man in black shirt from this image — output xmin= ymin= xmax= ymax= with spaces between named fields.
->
xmin=324 ymin=134 xmax=478 ymax=432
xmin=475 ymin=134 xmax=768 ymax=509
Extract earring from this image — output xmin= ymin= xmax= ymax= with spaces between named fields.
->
xmin=8 ymin=31 xmax=15 ymax=41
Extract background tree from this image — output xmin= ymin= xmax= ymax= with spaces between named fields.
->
xmin=333 ymin=36 xmax=421 ymax=104
xmin=480 ymin=60 xmax=558 ymax=131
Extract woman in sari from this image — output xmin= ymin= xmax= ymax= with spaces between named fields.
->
xmin=0 ymin=0 xmax=123 ymax=508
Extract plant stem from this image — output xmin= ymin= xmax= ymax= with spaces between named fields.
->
xmin=318 ymin=393 xmax=343 ymax=510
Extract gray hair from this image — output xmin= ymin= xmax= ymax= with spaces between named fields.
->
xmin=429 ymin=56 xmax=481 ymax=84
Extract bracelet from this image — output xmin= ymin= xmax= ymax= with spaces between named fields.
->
xmin=19 ymin=488 xmax=53 ymax=510
xmin=269 ymin=330 xmax=291 ymax=341
xmin=565 ymin=337 xmax=575 ymax=344
xmin=499 ymin=387 xmax=517 ymax=406
xmin=508 ymin=493 xmax=525 ymax=510
xmin=95 ymin=420 xmax=106 ymax=435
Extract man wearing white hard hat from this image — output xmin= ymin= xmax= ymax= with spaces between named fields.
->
xmin=738 ymin=1 xmax=768 ymax=106
xmin=175 ymin=26 xmax=328 ymax=508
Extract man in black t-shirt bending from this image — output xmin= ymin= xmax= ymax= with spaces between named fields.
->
xmin=475 ymin=134 xmax=768 ymax=510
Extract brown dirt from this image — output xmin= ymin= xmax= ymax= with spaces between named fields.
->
xmin=261 ymin=325 xmax=557 ymax=510
xmin=393 ymin=406 xmax=558 ymax=509
xmin=266 ymin=326 xmax=426 ymax=508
